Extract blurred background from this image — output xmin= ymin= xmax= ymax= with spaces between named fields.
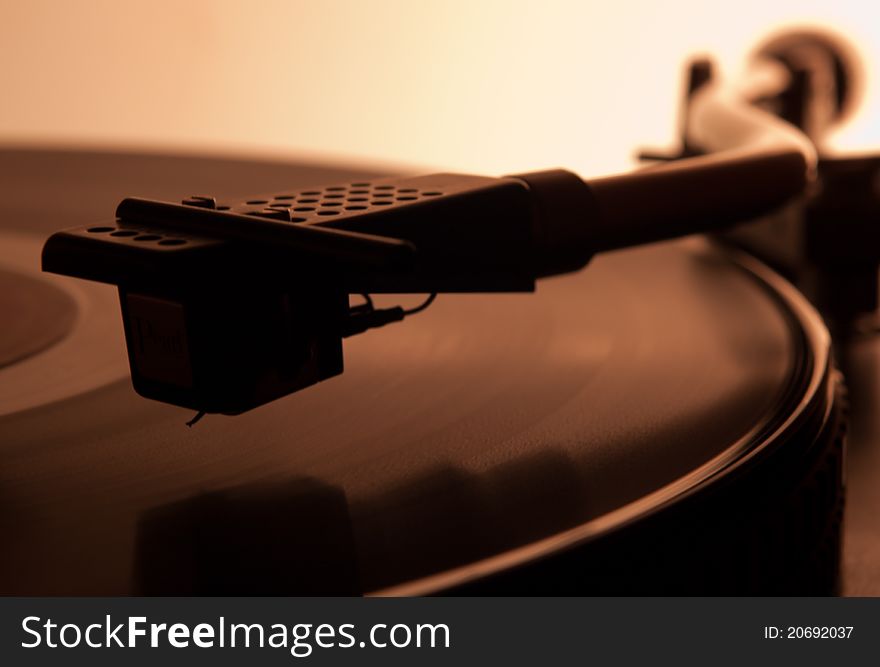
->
xmin=1 ymin=0 xmax=878 ymax=176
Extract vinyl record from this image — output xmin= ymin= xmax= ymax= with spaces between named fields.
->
xmin=0 ymin=149 xmax=844 ymax=595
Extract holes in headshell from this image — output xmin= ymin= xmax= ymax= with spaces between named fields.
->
xmin=88 ymin=226 xmax=189 ymax=246
xmin=269 ymin=183 xmax=445 ymax=207
xmin=85 ymin=183 xmax=452 ymax=248
xmin=228 ymin=183 xmax=450 ymax=220
xmin=86 ymin=182 xmax=453 ymax=247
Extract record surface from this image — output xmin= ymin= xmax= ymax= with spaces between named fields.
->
xmin=0 ymin=148 xmax=830 ymax=594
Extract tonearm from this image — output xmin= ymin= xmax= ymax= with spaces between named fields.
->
xmin=43 ymin=28 xmax=865 ymax=415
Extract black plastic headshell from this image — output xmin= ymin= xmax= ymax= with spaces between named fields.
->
xmin=42 ymin=172 xmax=601 ymax=296
xmin=41 ymin=171 xmax=600 ymax=414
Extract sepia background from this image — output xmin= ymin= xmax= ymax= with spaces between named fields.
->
xmin=1 ymin=0 xmax=879 ymax=176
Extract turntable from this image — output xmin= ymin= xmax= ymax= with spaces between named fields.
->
xmin=1 ymin=28 xmax=878 ymax=596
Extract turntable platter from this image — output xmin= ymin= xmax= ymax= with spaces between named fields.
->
xmin=0 ymin=148 xmax=842 ymax=595
xmin=0 ymin=267 xmax=75 ymax=369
